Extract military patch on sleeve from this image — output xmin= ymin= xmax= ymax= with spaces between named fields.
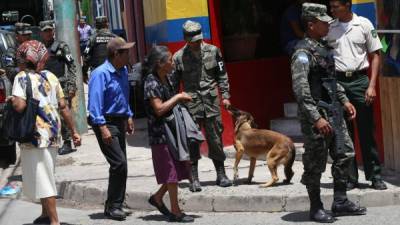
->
xmin=371 ymin=30 xmax=378 ymax=38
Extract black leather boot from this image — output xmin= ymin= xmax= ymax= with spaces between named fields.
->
xmin=212 ymin=160 xmax=232 ymax=187
xmin=332 ymin=182 xmax=367 ymax=217
xmin=331 ymin=200 xmax=367 ymax=217
xmin=189 ymin=161 xmax=202 ymax=192
xmin=307 ymin=187 xmax=334 ymax=223
xmin=58 ymin=140 xmax=77 ymax=155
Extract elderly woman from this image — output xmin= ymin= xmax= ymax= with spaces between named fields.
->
xmin=11 ymin=40 xmax=81 ymax=225
xmin=143 ymin=46 xmax=195 ymax=223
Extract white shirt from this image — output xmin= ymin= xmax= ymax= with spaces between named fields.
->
xmin=326 ymin=13 xmax=382 ymax=72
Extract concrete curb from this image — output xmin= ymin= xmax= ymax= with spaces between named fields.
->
xmin=56 ymin=180 xmax=400 ymax=212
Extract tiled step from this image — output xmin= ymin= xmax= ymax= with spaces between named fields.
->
xmin=270 ymin=117 xmax=303 ymax=141
xmin=284 ymin=102 xmax=298 ymax=118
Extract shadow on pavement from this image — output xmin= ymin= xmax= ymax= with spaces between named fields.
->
xmin=281 ymin=211 xmax=311 ymax=222
xmin=139 ymin=213 xmax=202 ymax=222
xmin=88 ymin=212 xmax=107 ymax=220
xmin=23 ymin=223 xmax=79 ymax=225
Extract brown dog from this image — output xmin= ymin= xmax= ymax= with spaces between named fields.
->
xmin=227 ymin=106 xmax=296 ymax=187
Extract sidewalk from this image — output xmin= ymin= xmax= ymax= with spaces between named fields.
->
xmin=9 ymin=119 xmax=400 ymax=212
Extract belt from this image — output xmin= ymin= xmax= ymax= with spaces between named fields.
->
xmin=336 ymin=69 xmax=367 ymax=82
xmin=104 ymin=115 xmax=128 ymax=122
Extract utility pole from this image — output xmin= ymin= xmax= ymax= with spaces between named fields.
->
xmin=53 ymin=0 xmax=88 ymax=134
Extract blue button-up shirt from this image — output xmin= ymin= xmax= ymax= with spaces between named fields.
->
xmin=88 ymin=60 xmax=134 ymax=125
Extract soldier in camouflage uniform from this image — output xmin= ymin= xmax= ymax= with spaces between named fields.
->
xmin=39 ymin=20 xmax=77 ymax=155
xmin=4 ymin=23 xmax=32 ymax=83
xmin=83 ymin=16 xmax=117 ymax=82
xmin=173 ymin=20 xmax=232 ymax=192
xmin=291 ymin=3 xmax=367 ymax=223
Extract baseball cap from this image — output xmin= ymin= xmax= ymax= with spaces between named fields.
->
xmin=39 ymin=20 xmax=55 ymax=31
xmin=15 ymin=22 xmax=32 ymax=35
xmin=302 ymin=3 xmax=333 ymax=23
xmin=182 ymin=20 xmax=203 ymax=42
xmin=107 ymin=37 xmax=135 ymax=52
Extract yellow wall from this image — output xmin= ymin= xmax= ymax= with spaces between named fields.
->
xmin=166 ymin=0 xmax=208 ymax=20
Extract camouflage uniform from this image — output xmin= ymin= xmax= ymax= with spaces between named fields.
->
xmin=40 ymin=20 xmax=77 ymax=149
xmin=173 ymin=20 xmax=232 ymax=191
xmin=291 ymin=36 xmax=355 ymax=189
xmin=173 ymin=30 xmax=230 ymax=162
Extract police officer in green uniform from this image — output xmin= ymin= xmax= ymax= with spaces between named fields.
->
xmin=83 ymin=16 xmax=117 ymax=82
xmin=326 ymin=0 xmax=387 ymax=190
xmin=291 ymin=3 xmax=367 ymax=223
xmin=173 ymin=20 xmax=232 ymax=192
xmin=39 ymin=20 xmax=78 ymax=155
xmin=4 ymin=23 xmax=32 ymax=83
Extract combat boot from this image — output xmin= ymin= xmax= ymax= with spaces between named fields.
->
xmin=189 ymin=161 xmax=202 ymax=192
xmin=212 ymin=160 xmax=232 ymax=187
xmin=307 ymin=187 xmax=335 ymax=223
xmin=58 ymin=140 xmax=77 ymax=155
xmin=331 ymin=200 xmax=367 ymax=217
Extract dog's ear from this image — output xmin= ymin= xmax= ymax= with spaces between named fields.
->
xmin=247 ymin=113 xmax=258 ymax=128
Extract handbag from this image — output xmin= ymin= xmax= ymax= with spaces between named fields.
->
xmin=2 ymin=72 xmax=39 ymax=143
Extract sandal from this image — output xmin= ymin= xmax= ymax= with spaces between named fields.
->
xmin=148 ymin=195 xmax=171 ymax=216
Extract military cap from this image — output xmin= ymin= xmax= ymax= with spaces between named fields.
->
xmin=95 ymin=16 xmax=108 ymax=25
xmin=15 ymin=22 xmax=32 ymax=35
xmin=39 ymin=20 xmax=55 ymax=31
xmin=302 ymin=3 xmax=333 ymax=23
xmin=182 ymin=20 xmax=203 ymax=42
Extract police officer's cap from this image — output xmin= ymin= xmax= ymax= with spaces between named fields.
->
xmin=15 ymin=22 xmax=32 ymax=35
xmin=182 ymin=20 xmax=203 ymax=43
xmin=302 ymin=3 xmax=333 ymax=23
xmin=95 ymin=16 xmax=108 ymax=25
xmin=39 ymin=20 xmax=55 ymax=31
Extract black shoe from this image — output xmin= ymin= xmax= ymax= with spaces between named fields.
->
xmin=33 ymin=216 xmax=50 ymax=224
xmin=58 ymin=141 xmax=77 ymax=155
xmin=169 ymin=213 xmax=194 ymax=223
xmin=310 ymin=209 xmax=335 ymax=223
xmin=371 ymin=179 xmax=387 ymax=190
xmin=331 ymin=200 xmax=367 ymax=217
xmin=148 ymin=195 xmax=171 ymax=216
xmin=104 ymin=207 xmax=126 ymax=221
xmin=346 ymin=182 xmax=358 ymax=191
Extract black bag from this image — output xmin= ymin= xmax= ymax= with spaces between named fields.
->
xmin=2 ymin=72 xmax=39 ymax=143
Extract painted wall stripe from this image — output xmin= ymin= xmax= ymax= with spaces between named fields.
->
xmin=352 ymin=0 xmax=375 ymax=4
xmin=352 ymin=2 xmax=376 ymax=26
xmin=166 ymin=0 xmax=208 ymax=20
xmin=145 ymin=16 xmax=211 ymax=44
xmin=143 ymin=0 xmax=167 ymax=26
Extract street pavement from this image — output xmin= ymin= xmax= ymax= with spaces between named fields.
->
xmin=2 ymin=118 xmax=400 ymax=214
xmin=1 ymin=199 xmax=400 ymax=225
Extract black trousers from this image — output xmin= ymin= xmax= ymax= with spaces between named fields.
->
xmin=93 ymin=118 xmax=127 ymax=209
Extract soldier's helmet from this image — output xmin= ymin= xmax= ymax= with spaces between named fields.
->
xmin=39 ymin=20 xmax=55 ymax=31
xmin=302 ymin=3 xmax=333 ymax=22
xmin=15 ymin=22 xmax=32 ymax=35
xmin=95 ymin=16 xmax=108 ymax=26
xmin=182 ymin=20 xmax=203 ymax=42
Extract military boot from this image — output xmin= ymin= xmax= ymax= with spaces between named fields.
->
xmin=58 ymin=140 xmax=77 ymax=155
xmin=307 ymin=187 xmax=334 ymax=223
xmin=212 ymin=160 xmax=232 ymax=187
xmin=332 ymin=183 xmax=367 ymax=217
xmin=189 ymin=161 xmax=202 ymax=192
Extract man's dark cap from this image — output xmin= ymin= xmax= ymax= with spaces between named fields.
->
xmin=95 ymin=16 xmax=108 ymax=25
xmin=15 ymin=22 xmax=32 ymax=35
xmin=39 ymin=20 xmax=55 ymax=31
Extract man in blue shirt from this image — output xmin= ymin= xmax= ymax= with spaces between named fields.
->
xmin=88 ymin=37 xmax=135 ymax=221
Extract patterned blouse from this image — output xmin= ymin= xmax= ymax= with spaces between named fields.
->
xmin=12 ymin=70 xmax=64 ymax=148
xmin=144 ymin=73 xmax=176 ymax=146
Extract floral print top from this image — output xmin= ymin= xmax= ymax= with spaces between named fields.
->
xmin=12 ymin=70 xmax=64 ymax=148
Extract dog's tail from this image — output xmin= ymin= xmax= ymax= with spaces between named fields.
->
xmin=283 ymin=140 xmax=296 ymax=184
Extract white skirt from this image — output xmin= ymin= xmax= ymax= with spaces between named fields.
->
xmin=20 ymin=145 xmax=57 ymax=199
